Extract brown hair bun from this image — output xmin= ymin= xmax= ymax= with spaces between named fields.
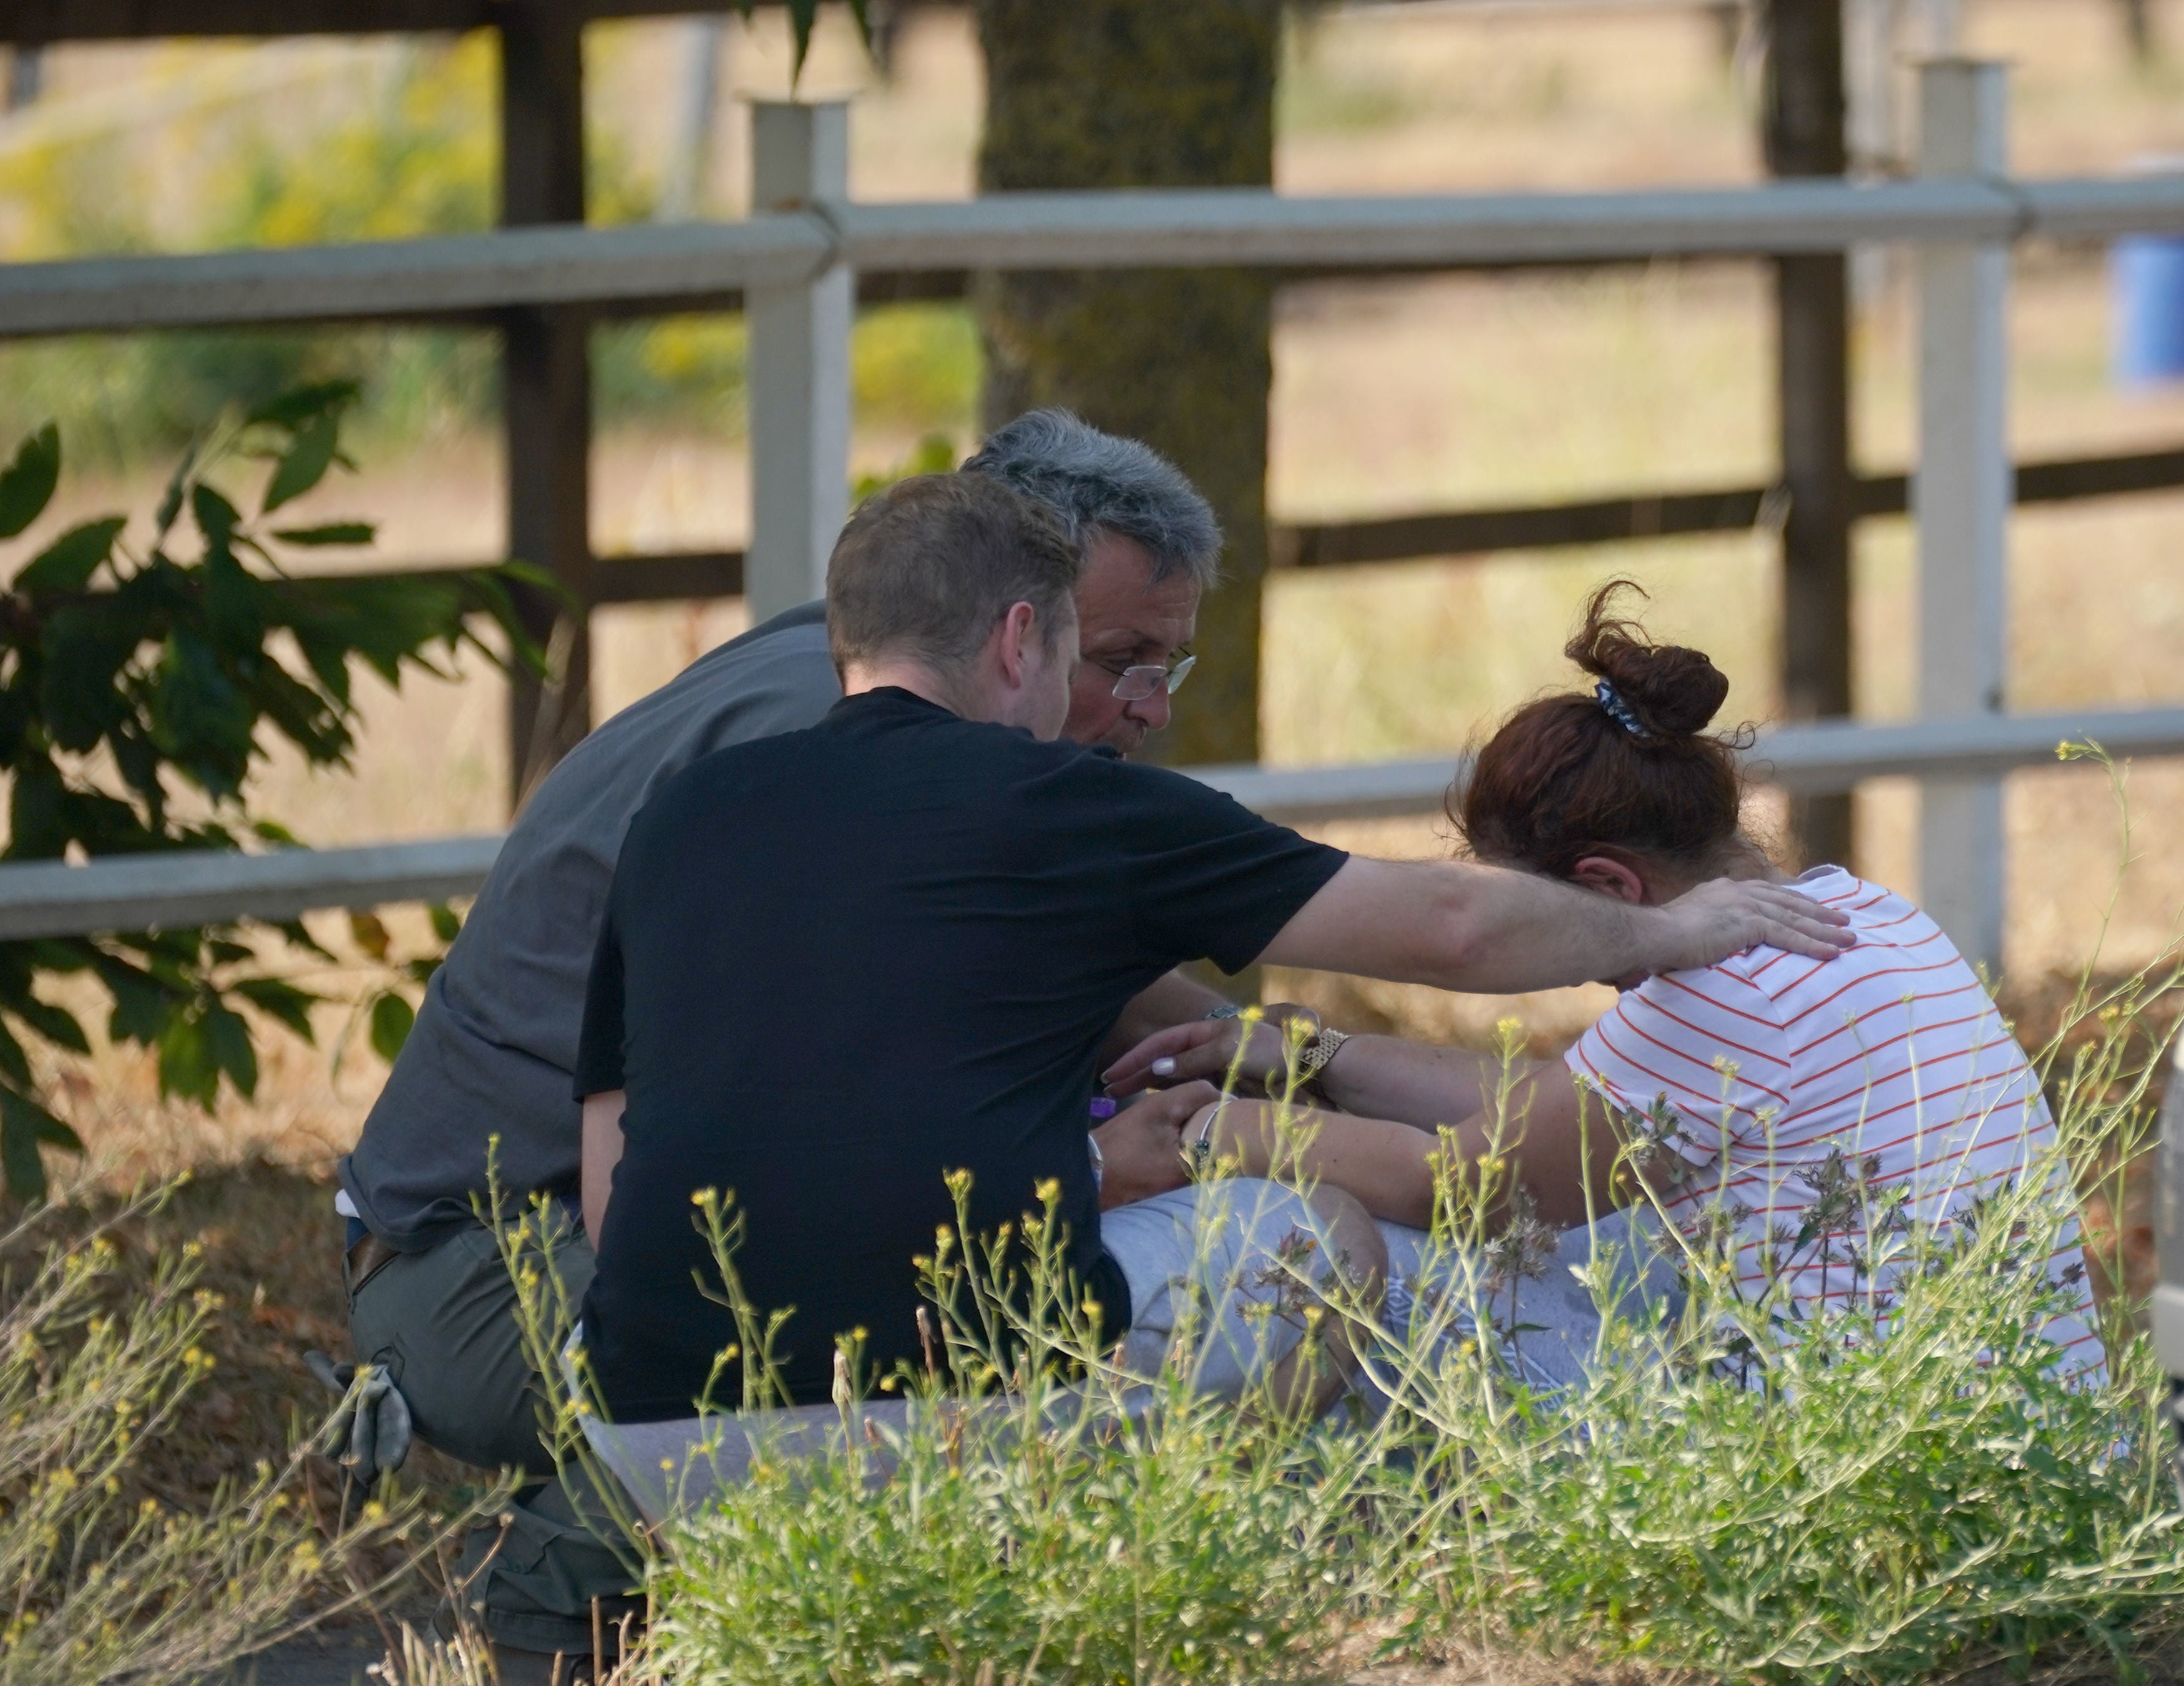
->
xmin=1564 ymin=580 xmax=1730 ymax=741
xmin=1450 ymin=578 xmax=1752 ymax=879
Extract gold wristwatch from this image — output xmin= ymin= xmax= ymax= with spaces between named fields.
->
xmin=1293 ymin=1026 xmax=1351 ymax=1101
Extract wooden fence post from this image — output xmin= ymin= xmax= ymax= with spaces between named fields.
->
xmin=1914 ymin=59 xmax=2011 ymax=973
xmin=1766 ymin=0 xmax=1858 ymax=874
xmin=500 ymin=0 xmax=593 ymax=808
xmin=744 ymin=100 xmax=853 ymax=625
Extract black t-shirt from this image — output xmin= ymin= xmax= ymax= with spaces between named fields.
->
xmin=575 ymin=688 xmax=1348 ymax=1420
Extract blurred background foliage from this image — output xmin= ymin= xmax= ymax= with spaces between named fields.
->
xmin=0 ymin=33 xmax=977 ymax=470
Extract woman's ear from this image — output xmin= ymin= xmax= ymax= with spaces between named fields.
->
xmin=1572 ymin=853 xmax=1649 ymax=905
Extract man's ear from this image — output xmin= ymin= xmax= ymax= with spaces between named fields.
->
xmin=1572 ymin=853 xmax=1649 ymax=905
xmin=994 ymin=600 xmax=1039 ymax=688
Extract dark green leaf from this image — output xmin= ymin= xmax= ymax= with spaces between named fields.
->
xmin=403 ymin=956 xmax=443 ymax=985
xmin=6 ymin=763 xmax=68 ymax=862
xmin=270 ymin=522 xmax=375 ymax=548
xmin=776 ymin=0 xmax=869 ymax=78
xmin=7 ymin=993 xmax=87 ymax=1055
xmin=246 ymin=657 xmax=349 ymax=764
xmin=290 ymin=627 xmax=353 ymax=711
xmin=148 ymin=632 xmax=254 ymax=797
xmin=0 ymin=1089 xmax=51 ymax=1203
xmin=246 ymin=380 xmax=361 ymax=432
xmin=31 ymin=1109 xmax=82 ymax=1151
xmin=261 ymin=414 xmax=339 ymax=514
xmin=112 ymin=729 xmax=165 ymax=819
xmin=39 ymin=607 xmax=142 ymax=751
xmin=200 ymin=998 xmax=257 ymax=1099
xmin=153 ymin=439 xmax=197 ymax=539
xmin=0 ymin=1022 xmax=32 ymax=1089
xmin=234 ymin=976 xmax=319 ymax=1042
xmin=273 ymin=919 xmax=339 ymax=963
xmin=491 ymin=558 xmax=577 ymax=608
xmin=157 ymin=1012 xmax=217 ymax=1106
xmin=97 ymin=955 xmax=171 ymax=1047
xmin=203 ymin=537 xmax=266 ymax=658
xmin=0 ymin=689 xmax=27 ymax=768
xmin=427 ymin=902 xmax=462 ymax=944
xmin=15 ymin=517 xmax=125 ymax=597
xmin=27 ymin=940 xmax=93 ymax=975
xmin=368 ymin=991 xmax=415 ymax=1063
xmin=192 ymin=481 xmax=240 ymax=549
xmin=0 ymin=424 xmax=59 ymax=540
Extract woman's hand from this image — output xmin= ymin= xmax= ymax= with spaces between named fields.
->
xmin=1091 ymin=1081 xmax=1221 ymax=1210
xmin=1101 ymin=1004 xmax=1319 ymax=1099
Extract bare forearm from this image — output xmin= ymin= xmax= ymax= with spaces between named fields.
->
xmin=1262 ymin=858 xmax=1649 ymax=993
xmin=1193 ymin=1068 xmax=1626 ymax=1232
xmin=1196 ymin=1099 xmax=1481 ymax=1230
xmin=1098 ymin=969 xmax=1232 ymax=1067
xmin=1260 ymin=857 xmax=1853 ymax=993
xmin=1415 ymin=867 xmax=1652 ymax=993
xmin=1316 ymin=1035 xmax=1498 ymax=1127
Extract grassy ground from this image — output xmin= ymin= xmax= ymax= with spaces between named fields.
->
xmin=34 ymin=1163 xmax=474 ymax=1522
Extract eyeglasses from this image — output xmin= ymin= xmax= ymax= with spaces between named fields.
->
xmin=1106 ymin=654 xmax=1196 ymax=702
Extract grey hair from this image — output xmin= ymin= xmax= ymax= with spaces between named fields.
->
xmin=960 ymin=409 xmax=1222 ymax=592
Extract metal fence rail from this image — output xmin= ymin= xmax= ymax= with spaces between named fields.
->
xmin=0 ymin=836 xmax=506 ymax=942
xmin=6 ymin=176 xmax=2184 ymax=339
xmin=0 ymin=704 xmax=2169 ymax=942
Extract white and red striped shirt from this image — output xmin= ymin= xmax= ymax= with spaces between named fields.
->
xmin=1565 ymin=865 xmax=2101 ymax=1374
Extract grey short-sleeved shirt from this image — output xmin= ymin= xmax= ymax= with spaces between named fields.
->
xmin=338 ymin=601 xmax=841 ymax=1248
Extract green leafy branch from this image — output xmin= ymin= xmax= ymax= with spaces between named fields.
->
xmin=0 ymin=385 xmax=552 ymax=1201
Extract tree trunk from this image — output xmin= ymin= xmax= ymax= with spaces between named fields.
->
xmin=972 ymin=0 xmax=1280 ymax=766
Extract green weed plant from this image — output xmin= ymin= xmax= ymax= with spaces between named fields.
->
xmin=0 ymin=1181 xmax=486 ymax=1686
xmin=476 ymin=948 xmax=2184 ymax=1685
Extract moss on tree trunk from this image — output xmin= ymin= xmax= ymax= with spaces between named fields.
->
xmin=973 ymin=0 xmax=1279 ymax=766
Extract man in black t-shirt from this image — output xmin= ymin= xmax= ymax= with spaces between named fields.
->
xmin=574 ymin=472 xmax=1855 ymax=1421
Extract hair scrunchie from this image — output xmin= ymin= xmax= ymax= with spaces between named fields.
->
xmin=1594 ymin=678 xmax=1649 ymax=739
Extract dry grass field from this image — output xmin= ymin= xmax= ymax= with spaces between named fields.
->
xmin=8 ymin=0 xmax=2184 ymax=1175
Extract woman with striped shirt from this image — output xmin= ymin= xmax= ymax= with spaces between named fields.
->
xmin=1104 ymin=582 xmax=2099 ymax=1372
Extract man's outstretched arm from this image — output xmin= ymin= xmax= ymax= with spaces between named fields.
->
xmin=1259 ymin=857 xmax=1850 ymax=994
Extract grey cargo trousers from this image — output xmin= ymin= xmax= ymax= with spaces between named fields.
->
xmin=347 ymin=1214 xmax=641 ymax=1655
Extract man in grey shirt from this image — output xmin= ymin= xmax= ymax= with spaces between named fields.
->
xmin=339 ymin=411 xmax=1244 ymax=1664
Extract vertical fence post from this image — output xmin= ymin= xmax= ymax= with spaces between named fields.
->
xmin=745 ymin=100 xmax=852 ymax=624
xmin=500 ymin=0 xmax=592 ymax=807
xmin=1914 ymin=59 xmax=2010 ymax=972
xmin=1766 ymin=0 xmax=1858 ymax=874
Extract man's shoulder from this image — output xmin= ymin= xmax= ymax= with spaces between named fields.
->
xmin=596 ymin=602 xmax=835 ymax=746
xmin=517 ymin=605 xmax=836 ymax=814
xmin=635 ymin=708 xmax=830 ymax=805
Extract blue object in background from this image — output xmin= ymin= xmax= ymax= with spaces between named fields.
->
xmin=2115 ymin=234 xmax=2184 ymax=387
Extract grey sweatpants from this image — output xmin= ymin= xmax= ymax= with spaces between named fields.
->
xmin=346 ymin=1215 xmax=640 ymax=1655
